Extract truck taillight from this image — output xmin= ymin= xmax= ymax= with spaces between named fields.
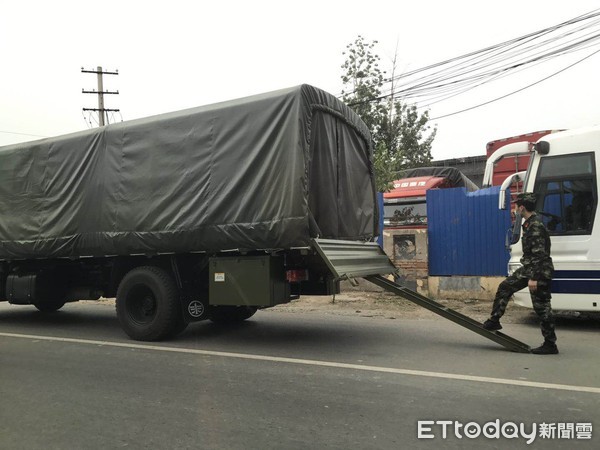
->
xmin=286 ymin=269 xmax=309 ymax=283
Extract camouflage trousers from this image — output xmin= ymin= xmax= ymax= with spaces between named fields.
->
xmin=491 ymin=270 xmax=557 ymax=344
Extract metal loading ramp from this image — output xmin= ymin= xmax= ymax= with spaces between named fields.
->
xmin=311 ymin=239 xmax=531 ymax=353
xmin=365 ymin=275 xmax=531 ymax=353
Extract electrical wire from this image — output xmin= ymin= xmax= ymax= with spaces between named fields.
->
xmin=0 ymin=130 xmax=48 ymax=138
xmin=341 ymin=9 xmax=600 ymax=118
xmin=430 ymin=47 xmax=600 ymax=120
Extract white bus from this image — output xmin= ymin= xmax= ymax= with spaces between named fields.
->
xmin=484 ymin=125 xmax=600 ymax=312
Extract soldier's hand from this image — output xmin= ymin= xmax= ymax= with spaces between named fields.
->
xmin=528 ymin=280 xmax=538 ymax=292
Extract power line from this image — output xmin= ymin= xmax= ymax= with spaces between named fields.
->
xmin=342 ymin=9 xmax=600 ymax=117
xmin=386 ymin=9 xmax=600 ymax=86
xmin=430 ymin=47 xmax=600 ymax=120
xmin=388 ymin=26 xmax=599 ymax=101
xmin=0 ymin=130 xmax=48 ymax=138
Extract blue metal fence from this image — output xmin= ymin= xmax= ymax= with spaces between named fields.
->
xmin=427 ymin=186 xmax=511 ymax=276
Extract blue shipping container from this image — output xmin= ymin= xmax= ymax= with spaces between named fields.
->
xmin=427 ymin=186 xmax=511 ymax=276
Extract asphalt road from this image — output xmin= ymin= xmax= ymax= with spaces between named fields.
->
xmin=1 ymin=301 xmax=599 ymax=449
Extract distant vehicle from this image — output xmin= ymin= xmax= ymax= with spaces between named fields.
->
xmin=483 ymin=130 xmax=563 ymax=224
xmin=484 ymin=130 xmax=561 ymax=187
xmin=384 ymin=167 xmax=478 ymax=228
xmin=485 ymin=125 xmax=600 ymax=312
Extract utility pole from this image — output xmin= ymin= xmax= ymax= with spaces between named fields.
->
xmin=82 ymin=66 xmax=119 ymax=127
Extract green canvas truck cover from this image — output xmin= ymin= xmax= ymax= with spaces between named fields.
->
xmin=0 ymin=85 xmax=378 ymax=260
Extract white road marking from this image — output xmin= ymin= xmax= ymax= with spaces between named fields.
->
xmin=1 ymin=331 xmax=599 ymax=394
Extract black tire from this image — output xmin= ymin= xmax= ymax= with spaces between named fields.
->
xmin=33 ymin=300 xmax=66 ymax=313
xmin=116 ymin=266 xmax=185 ymax=341
xmin=209 ymin=306 xmax=257 ymax=324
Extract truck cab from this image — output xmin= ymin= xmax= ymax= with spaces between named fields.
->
xmin=383 ymin=176 xmax=449 ymax=228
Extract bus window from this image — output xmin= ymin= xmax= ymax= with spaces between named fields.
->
xmin=534 ymin=153 xmax=596 ymax=235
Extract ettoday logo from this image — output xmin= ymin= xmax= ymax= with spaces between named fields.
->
xmin=417 ymin=420 xmax=593 ymax=444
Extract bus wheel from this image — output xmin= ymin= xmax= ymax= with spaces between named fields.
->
xmin=116 ymin=266 xmax=183 ymax=341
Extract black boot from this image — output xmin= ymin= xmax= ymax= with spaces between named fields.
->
xmin=531 ymin=341 xmax=559 ymax=355
xmin=482 ymin=318 xmax=502 ymax=331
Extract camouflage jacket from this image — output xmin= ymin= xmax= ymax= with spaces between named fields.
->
xmin=520 ymin=212 xmax=554 ymax=280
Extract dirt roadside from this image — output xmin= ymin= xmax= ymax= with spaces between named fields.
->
xmin=270 ymin=284 xmax=600 ymax=328
xmin=271 ymin=289 xmax=530 ymax=323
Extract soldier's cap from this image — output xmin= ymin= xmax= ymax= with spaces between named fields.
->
xmin=516 ymin=192 xmax=537 ymax=205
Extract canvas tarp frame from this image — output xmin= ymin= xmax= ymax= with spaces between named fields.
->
xmin=0 ymin=85 xmax=378 ymax=260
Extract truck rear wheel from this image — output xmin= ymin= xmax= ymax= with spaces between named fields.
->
xmin=209 ymin=306 xmax=257 ymax=324
xmin=116 ymin=266 xmax=186 ymax=341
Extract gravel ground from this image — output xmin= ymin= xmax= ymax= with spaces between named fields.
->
xmin=271 ymin=284 xmax=600 ymax=329
xmin=272 ymin=289 xmax=526 ymax=323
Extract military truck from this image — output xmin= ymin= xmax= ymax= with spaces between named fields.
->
xmin=0 ymin=85 xmax=391 ymax=341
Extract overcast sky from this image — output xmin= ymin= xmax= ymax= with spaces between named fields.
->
xmin=2 ymin=1 xmax=599 ymax=160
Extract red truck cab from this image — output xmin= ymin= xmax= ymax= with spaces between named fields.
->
xmin=383 ymin=176 xmax=451 ymax=228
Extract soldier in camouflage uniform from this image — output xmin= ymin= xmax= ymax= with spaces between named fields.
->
xmin=483 ymin=192 xmax=558 ymax=355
